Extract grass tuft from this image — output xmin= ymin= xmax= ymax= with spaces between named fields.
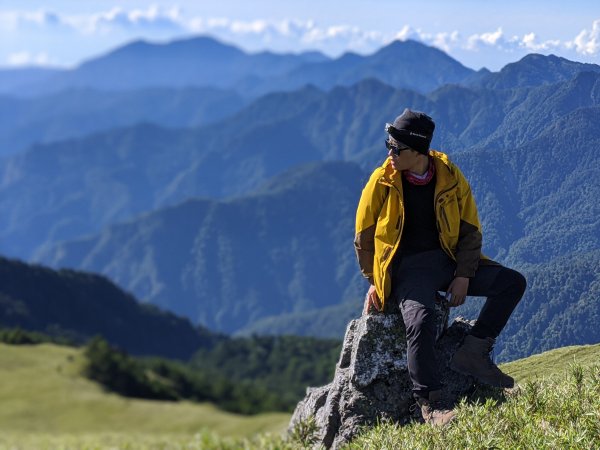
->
xmin=347 ymin=364 xmax=600 ymax=450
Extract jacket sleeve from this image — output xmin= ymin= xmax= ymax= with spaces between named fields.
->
xmin=453 ymin=164 xmax=483 ymax=278
xmin=354 ymin=169 xmax=387 ymax=284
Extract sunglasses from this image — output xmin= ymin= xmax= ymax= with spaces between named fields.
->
xmin=385 ymin=139 xmax=411 ymax=156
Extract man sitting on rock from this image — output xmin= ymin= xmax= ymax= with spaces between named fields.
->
xmin=354 ymin=108 xmax=527 ymax=426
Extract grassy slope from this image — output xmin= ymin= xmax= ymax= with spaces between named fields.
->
xmin=1 ymin=341 xmax=598 ymax=449
xmin=0 ymin=343 xmax=289 ymax=437
xmin=501 ymin=342 xmax=600 ymax=382
xmin=347 ymin=343 xmax=600 ymax=450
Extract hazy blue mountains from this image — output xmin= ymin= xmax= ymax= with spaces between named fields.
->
xmin=0 ymin=255 xmax=217 ymax=359
xmin=0 ymin=67 xmax=62 ymax=95
xmin=237 ymin=101 xmax=600 ymax=361
xmin=9 ymin=37 xmax=477 ymax=100
xmin=0 ymin=111 xmax=329 ymax=257
xmin=477 ymin=71 xmax=600 ymax=149
xmin=4 ymin=60 xmax=600 ymax=260
xmin=240 ymin=39 xmax=476 ymax=96
xmin=0 ymin=78 xmax=459 ymax=258
xmin=2 ymin=48 xmax=600 ymax=362
xmin=37 ymin=161 xmax=366 ymax=333
xmin=467 ymin=53 xmax=600 ymax=90
xmin=0 ymin=86 xmax=246 ymax=156
xmin=17 ymin=36 xmax=329 ymax=96
xmin=35 ymin=102 xmax=600 ymax=356
xmin=498 ymin=249 xmax=600 ymax=361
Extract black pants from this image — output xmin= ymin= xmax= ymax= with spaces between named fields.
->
xmin=391 ymin=249 xmax=527 ymax=398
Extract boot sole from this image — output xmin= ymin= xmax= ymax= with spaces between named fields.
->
xmin=449 ymin=361 xmax=515 ymax=389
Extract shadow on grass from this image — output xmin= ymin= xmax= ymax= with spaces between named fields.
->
xmin=463 ymin=382 xmax=510 ymax=407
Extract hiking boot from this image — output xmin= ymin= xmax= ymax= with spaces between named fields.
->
xmin=414 ymin=390 xmax=456 ymax=426
xmin=450 ymin=335 xmax=514 ymax=388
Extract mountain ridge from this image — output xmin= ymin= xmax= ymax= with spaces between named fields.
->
xmin=0 ymin=255 xmax=218 ymax=359
xmin=466 ymin=53 xmax=600 ymax=90
xmin=0 ymin=85 xmax=247 ymax=156
xmin=36 ymin=161 xmax=366 ymax=332
xmin=15 ymin=35 xmax=331 ymax=96
xmin=5 ymin=69 xmax=600 ymax=259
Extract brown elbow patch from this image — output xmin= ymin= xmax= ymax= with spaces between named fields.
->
xmin=354 ymin=225 xmax=375 ymax=250
xmin=355 ymin=225 xmax=376 ymax=280
xmin=455 ymin=220 xmax=482 ymax=278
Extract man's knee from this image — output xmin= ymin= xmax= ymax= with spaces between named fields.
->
xmin=493 ymin=267 xmax=527 ymax=297
xmin=506 ymin=268 xmax=527 ymax=296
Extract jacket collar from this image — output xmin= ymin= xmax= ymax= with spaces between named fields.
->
xmin=378 ymin=150 xmax=455 ymax=191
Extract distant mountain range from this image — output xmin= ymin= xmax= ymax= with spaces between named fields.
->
xmin=5 ymin=36 xmax=594 ymax=101
xmin=2 ymin=37 xmax=597 ymax=161
xmin=1 ymin=38 xmax=595 ymax=159
xmin=4 ymin=37 xmax=477 ymax=97
xmin=0 ymin=256 xmax=217 ymax=359
xmin=0 ymin=86 xmax=246 ymax=156
xmin=0 ymin=67 xmax=61 ymax=95
xmin=35 ymin=92 xmax=600 ymax=346
xmin=239 ymin=39 xmax=475 ymax=96
xmin=0 ymin=36 xmax=479 ymax=157
xmin=2 ymin=63 xmax=600 ymax=260
xmin=7 ymin=36 xmax=328 ymax=97
xmin=1 ymin=35 xmax=599 ymax=362
xmin=468 ymin=53 xmax=600 ymax=90
xmin=7 ymin=36 xmax=475 ymax=97
xmin=239 ymin=105 xmax=600 ymax=362
xmin=37 ymin=161 xmax=366 ymax=333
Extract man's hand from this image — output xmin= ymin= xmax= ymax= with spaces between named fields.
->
xmin=363 ymin=285 xmax=382 ymax=315
xmin=446 ymin=277 xmax=470 ymax=307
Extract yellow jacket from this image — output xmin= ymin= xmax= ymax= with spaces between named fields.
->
xmin=354 ymin=150 xmax=493 ymax=308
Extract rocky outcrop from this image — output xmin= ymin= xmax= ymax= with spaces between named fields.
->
xmin=289 ymin=301 xmax=477 ymax=449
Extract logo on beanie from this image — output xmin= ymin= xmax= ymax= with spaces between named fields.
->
xmin=409 ymin=131 xmax=428 ymax=139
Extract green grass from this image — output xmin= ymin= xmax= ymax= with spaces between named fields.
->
xmin=347 ymin=343 xmax=600 ymax=450
xmin=347 ymin=364 xmax=600 ymax=449
xmin=501 ymin=342 xmax=600 ymax=383
xmin=0 ymin=431 xmax=292 ymax=450
xmin=1 ymin=341 xmax=599 ymax=449
xmin=0 ymin=343 xmax=289 ymax=442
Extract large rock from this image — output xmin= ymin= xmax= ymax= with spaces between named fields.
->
xmin=288 ymin=300 xmax=476 ymax=449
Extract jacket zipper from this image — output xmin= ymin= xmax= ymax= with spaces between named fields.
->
xmin=434 ymin=182 xmax=457 ymax=259
xmin=441 ymin=206 xmax=450 ymax=231
xmin=381 ymin=183 xmax=404 ymax=272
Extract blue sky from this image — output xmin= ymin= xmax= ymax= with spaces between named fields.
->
xmin=1 ymin=1 xmax=599 ymax=70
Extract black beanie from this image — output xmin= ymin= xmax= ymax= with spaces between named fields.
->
xmin=386 ymin=108 xmax=435 ymax=154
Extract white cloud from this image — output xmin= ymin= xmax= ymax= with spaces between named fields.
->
xmin=432 ymin=31 xmax=460 ymax=53
xmin=520 ymin=32 xmax=561 ymax=51
xmin=302 ymin=24 xmax=382 ymax=47
xmin=566 ymin=19 xmax=600 ymax=55
xmin=393 ymin=25 xmax=426 ymax=42
xmin=1 ymin=6 xmax=599 ymax=69
xmin=6 ymin=51 xmax=51 ymax=66
xmin=0 ymin=9 xmax=64 ymax=31
xmin=463 ymin=27 xmax=565 ymax=55
xmin=466 ymin=28 xmax=504 ymax=50
xmin=389 ymin=26 xmax=461 ymax=53
xmin=69 ymin=5 xmax=186 ymax=34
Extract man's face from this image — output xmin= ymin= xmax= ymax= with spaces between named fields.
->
xmin=388 ymin=147 xmax=421 ymax=172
